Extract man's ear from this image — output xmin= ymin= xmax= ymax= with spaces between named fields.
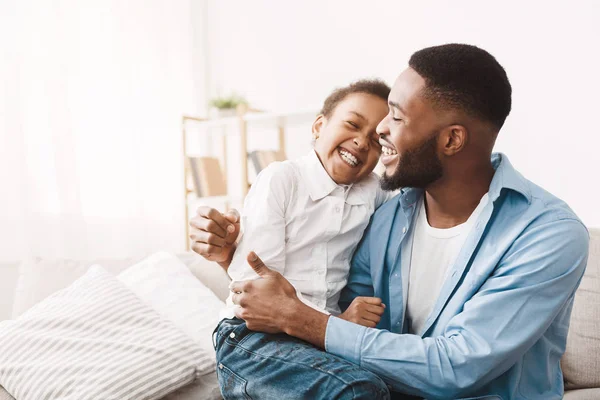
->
xmin=441 ymin=124 xmax=468 ymax=156
xmin=312 ymin=114 xmax=325 ymax=140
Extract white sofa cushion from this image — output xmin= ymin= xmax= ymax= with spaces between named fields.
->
xmin=10 ymin=253 xmax=231 ymax=319
xmin=177 ymin=252 xmax=230 ymax=302
xmin=0 ymin=265 xmax=214 ymax=400
xmin=117 ymin=252 xmax=225 ymax=355
xmin=10 ymin=256 xmax=139 ymax=318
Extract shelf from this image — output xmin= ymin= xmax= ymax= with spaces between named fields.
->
xmin=183 ymin=109 xmax=316 ymax=130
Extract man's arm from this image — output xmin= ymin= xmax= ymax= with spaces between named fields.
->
xmin=230 ymin=252 xmax=330 ymax=347
xmin=231 ymin=252 xmax=386 ymax=345
xmin=325 ymin=218 xmax=589 ymax=399
xmin=232 ymin=218 xmax=588 ymax=398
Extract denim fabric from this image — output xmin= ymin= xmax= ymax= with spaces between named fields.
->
xmin=214 ymin=318 xmax=392 ymax=400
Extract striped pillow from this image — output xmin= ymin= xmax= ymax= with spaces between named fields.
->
xmin=0 ymin=265 xmax=214 ymax=400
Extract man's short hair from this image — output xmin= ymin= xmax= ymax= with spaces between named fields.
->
xmin=409 ymin=44 xmax=512 ymax=130
xmin=320 ymin=79 xmax=390 ymax=118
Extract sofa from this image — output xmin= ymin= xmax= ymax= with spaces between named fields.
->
xmin=0 ymin=229 xmax=598 ymax=399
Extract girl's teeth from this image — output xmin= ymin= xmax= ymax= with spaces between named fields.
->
xmin=339 ymin=149 xmax=358 ymax=166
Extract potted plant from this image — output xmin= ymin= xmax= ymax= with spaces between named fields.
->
xmin=209 ymin=94 xmax=248 ymax=119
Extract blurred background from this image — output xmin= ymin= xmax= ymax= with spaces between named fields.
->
xmin=1 ymin=0 xmax=598 ymax=263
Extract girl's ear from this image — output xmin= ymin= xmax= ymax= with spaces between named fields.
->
xmin=312 ymin=114 xmax=325 ymax=140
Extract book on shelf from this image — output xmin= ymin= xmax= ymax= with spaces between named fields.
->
xmin=187 ymin=157 xmax=227 ymax=197
xmin=248 ymin=150 xmax=286 ymax=175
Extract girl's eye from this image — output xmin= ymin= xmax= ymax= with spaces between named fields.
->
xmin=347 ymin=121 xmax=359 ymax=129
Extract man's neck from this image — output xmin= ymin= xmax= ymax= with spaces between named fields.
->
xmin=423 ymin=161 xmax=495 ymax=229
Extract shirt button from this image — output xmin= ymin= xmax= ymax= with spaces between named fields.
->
xmin=402 ymin=227 xmax=407 ymax=234
xmin=229 ymin=332 xmax=236 ymax=339
xmin=394 ymin=273 xmax=399 ymax=277
xmin=335 ymin=206 xmax=341 ymax=213
xmin=218 ymin=363 xmax=224 ymax=370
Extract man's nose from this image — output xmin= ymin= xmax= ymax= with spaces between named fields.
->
xmin=376 ymin=116 xmax=389 ymax=136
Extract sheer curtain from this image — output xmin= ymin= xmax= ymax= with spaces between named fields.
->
xmin=0 ymin=0 xmax=206 ymax=262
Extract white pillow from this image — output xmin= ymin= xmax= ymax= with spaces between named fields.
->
xmin=0 ymin=265 xmax=214 ymax=400
xmin=117 ymin=252 xmax=226 ymax=355
xmin=11 ymin=256 xmax=139 ymax=318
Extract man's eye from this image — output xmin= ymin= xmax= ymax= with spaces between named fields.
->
xmin=392 ymin=117 xmax=402 ymax=122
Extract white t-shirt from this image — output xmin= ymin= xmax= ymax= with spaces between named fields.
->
xmin=226 ymin=150 xmax=391 ymax=315
xmin=406 ymin=193 xmax=489 ymax=334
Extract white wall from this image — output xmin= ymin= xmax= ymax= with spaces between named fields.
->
xmin=205 ymin=0 xmax=600 ymax=227
xmin=0 ymin=0 xmax=207 ymax=260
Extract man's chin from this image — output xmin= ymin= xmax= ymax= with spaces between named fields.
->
xmin=379 ymin=173 xmax=402 ymax=192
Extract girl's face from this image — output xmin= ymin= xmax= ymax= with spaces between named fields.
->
xmin=313 ymin=93 xmax=388 ymax=185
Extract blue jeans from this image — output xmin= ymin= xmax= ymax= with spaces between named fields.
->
xmin=213 ymin=318 xmax=392 ymax=400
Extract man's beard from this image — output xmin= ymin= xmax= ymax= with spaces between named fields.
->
xmin=380 ymin=133 xmax=443 ymax=191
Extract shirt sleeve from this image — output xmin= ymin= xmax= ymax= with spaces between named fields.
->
xmin=228 ymin=162 xmax=293 ymax=280
xmin=338 ymin=220 xmax=375 ymax=312
xmin=326 ymin=218 xmax=588 ymax=399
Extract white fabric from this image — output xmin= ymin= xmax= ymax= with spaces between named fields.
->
xmin=227 ymin=150 xmax=389 ymax=314
xmin=0 ymin=0 xmax=205 ymax=263
xmin=406 ymin=194 xmax=488 ymax=335
xmin=118 ymin=252 xmax=225 ymax=356
xmin=0 ymin=265 xmax=213 ymax=400
xmin=11 ymin=256 xmax=139 ymax=318
xmin=9 ymin=253 xmax=231 ymax=320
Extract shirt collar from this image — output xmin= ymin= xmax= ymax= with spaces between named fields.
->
xmin=300 ymin=150 xmax=368 ymax=205
xmin=398 ymin=152 xmax=531 ymax=209
xmin=487 ymin=153 xmax=532 ymax=204
xmin=300 ymin=150 xmax=340 ymax=201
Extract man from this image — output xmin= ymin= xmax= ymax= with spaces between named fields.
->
xmin=190 ymin=44 xmax=588 ymax=399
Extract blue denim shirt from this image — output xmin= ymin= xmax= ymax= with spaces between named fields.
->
xmin=326 ymin=153 xmax=589 ymax=399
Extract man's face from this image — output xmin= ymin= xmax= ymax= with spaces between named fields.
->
xmin=377 ymin=68 xmax=444 ymax=191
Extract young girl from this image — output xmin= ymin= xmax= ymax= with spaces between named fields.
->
xmin=224 ymin=79 xmax=392 ymax=318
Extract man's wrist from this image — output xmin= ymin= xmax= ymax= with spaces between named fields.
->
xmin=281 ymin=300 xmax=330 ymax=349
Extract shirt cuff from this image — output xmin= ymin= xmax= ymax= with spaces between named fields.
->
xmin=325 ymin=316 xmax=367 ymax=365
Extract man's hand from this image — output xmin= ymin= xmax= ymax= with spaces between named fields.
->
xmin=230 ymin=252 xmax=330 ymax=348
xmin=230 ymin=252 xmax=299 ymax=333
xmin=338 ymin=297 xmax=385 ymax=328
xmin=189 ymin=206 xmax=240 ymax=270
